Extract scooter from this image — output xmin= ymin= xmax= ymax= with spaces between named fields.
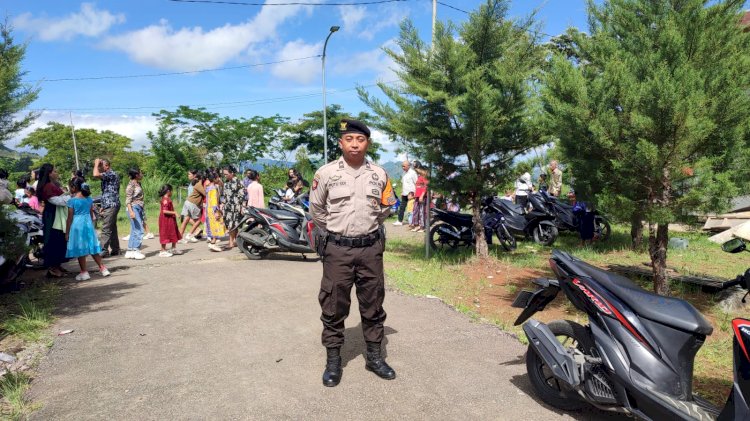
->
xmin=493 ymin=195 xmax=558 ymax=246
xmin=511 ymin=242 xmax=750 ymax=420
xmin=0 ymin=205 xmax=44 ymax=286
xmin=535 ymin=190 xmax=612 ymax=241
xmin=429 ymin=203 xmax=516 ymax=252
xmin=236 ymin=201 xmax=316 ymax=260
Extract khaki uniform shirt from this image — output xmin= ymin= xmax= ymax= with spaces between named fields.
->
xmin=549 ymin=167 xmax=563 ymax=196
xmin=310 ymin=157 xmax=392 ymax=237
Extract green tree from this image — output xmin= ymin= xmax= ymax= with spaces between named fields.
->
xmin=147 ymin=120 xmax=202 ymax=183
xmin=20 ymin=122 xmax=132 ymax=176
xmin=283 ymin=104 xmax=382 ymax=164
xmin=0 ymin=22 xmax=38 ymax=260
xmin=0 ymin=22 xmax=39 ymax=147
xmin=359 ymin=0 xmax=545 ymax=257
xmin=152 ymin=106 xmax=285 ymax=167
xmin=542 ymin=0 xmax=750 ymax=295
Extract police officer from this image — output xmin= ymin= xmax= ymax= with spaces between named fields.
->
xmin=309 ymin=118 xmax=397 ymax=387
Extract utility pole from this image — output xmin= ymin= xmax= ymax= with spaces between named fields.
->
xmin=69 ymin=112 xmax=80 ymax=171
xmin=322 ymin=26 xmax=340 ymax=165
xmin=426 ymin=0 xmax=437 ymax=259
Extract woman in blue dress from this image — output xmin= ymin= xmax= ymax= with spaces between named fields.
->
xmin=65 ymin=177 xmax=111 ymax=281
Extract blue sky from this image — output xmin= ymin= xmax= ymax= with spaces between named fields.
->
xmin=5 ymin=0 xmax=590 ymax=162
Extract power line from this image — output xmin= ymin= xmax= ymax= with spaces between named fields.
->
xmin=29 ymin=80 xmax=398 ymax=113
xmin=436 ymin=1 xmax=467 ymax=14
xmin=29 ymin=55 xmax=321 ymax=83
xmin=168 ymin=0 xmax=406 ymax=5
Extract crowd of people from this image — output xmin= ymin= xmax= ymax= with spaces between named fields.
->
xmin=0 ymin=160 xmax=296 ymax=279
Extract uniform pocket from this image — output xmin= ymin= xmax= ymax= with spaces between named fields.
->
xmin=318 ymin=275 xmax=335 ymax=316
xmin=329 ymin=187 xmax=351 ymax=213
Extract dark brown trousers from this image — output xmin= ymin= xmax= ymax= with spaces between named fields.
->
xmin=319 ymin=241 xmax=387 ymax=348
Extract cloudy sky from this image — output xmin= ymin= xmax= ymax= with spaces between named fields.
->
xmin=5 ymin=0 xmax=590 ymax=162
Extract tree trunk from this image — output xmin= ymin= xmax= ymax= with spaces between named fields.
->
xmin=630 ymin=208 xmax=644 ymax=250
xmin=471 ymin=194 xmax=489 ymax=258
xmin=648 ymin=222 xmax=670 ymax=296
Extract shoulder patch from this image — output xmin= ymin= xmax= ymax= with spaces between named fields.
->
xmin=380 ymin=178 xmax=397 ymax=206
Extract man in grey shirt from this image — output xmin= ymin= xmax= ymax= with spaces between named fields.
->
xmin=393 ymin=160 xmax=417 ymax=226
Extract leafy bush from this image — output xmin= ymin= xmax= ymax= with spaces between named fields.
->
xmin=0 ymin=207 xmax=27 ymax=265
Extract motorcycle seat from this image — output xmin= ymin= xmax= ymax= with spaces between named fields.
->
xmin=262 ymin=209 xmax=300 ymax=222
xmin=558 ymin=252 xmax=713 ymax=336
xmin=496 ymin=200 xmax=526 ymax=215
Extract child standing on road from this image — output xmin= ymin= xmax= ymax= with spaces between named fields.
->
xmin=65 ymin=177 xmax=110 ymax=281
xmin=158 ymin=184 xmax=182 ymax=257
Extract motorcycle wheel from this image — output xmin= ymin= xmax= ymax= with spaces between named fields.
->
xmin=237 ymin=230 xmax=268 ymax=260
xmin=526 ymin=320 xmax=594 ymax=411
xmin=496 ymin=224 xmax=516 ymax=251
xmin=533 ymin=223 xmax=558 ymax=246
xmin=594 ymin=216 xmax=611 ymax=242
xmin=429 ymin=224 xmax=460 ymax=251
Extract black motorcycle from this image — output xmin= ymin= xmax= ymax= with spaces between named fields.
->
xmin=536 ymin=190 xmax=612 ymax=242
xmin=492 ymin=195 xmax=558 ymax=246
xmin=429 ymin=206 xmax=516 ymax=252
xmin=236 ymin=201 xmax=316 ymax=260
xmin=511 ymin=244 xmax=750 ymax=420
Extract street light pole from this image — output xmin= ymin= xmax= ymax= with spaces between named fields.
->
xmin=322 ymin=25 xmax=340 ymax=165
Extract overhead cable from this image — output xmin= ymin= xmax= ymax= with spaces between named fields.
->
xmin=29 ymin=80 xmax=398 ymax=113
xmin=29 ymin=55 xmax=321 ymax=83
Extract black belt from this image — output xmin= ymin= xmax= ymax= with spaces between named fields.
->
xmin=328 ymin=231 xmax=380 ymax=248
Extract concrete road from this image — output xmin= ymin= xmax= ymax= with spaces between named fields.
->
xmin=28 ymin=239 xmax=621 ymax=420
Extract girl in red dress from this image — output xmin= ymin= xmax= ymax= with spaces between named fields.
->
xmin=158 ymin=184 xmax=182 ymax=257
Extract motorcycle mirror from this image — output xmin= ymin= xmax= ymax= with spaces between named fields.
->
xmin=721 ymin=238 xmax=746 ymax=253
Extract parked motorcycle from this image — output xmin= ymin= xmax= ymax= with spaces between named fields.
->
xmin=429 ymin=204 xmax=516 ymax=252
xmin=511 ymin=244 xmax=750 ymax=420
xmin=236 ymin=201 xmax=316 ymax=260
xmin=492 ymin=195 xmax=558 ymax=246
xmin=0 ymin=205 xmax=44 ymax=285
xmin=536 ymin=190 xmax=612 ymax=242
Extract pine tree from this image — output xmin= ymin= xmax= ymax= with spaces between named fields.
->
xmin=360 ymin=0 xmax=545 ymax=257
xmin=0 ymin=21 xmax=39 ymax=147
xmin=542 ymin=0 xmax=750 ymax=295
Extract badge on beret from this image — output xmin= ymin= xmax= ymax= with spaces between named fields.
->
xmin=340 ymin=121 xmax=347 ymax=131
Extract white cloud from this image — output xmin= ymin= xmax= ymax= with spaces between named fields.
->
xmin=270 ymin=39 xmax=322 ymax=84
xmin=331 ymin=39 xmax=399 ymax=82
xmin=8 ymin=112 xmax=157 ymax=152
xmin=100 ymin=3 xmax=310 ymax=71
xmin=339 ymin=6 xmax=367 ymax=35
xmin=342 ymin=4 xmax=408 ymax=41
xmin=12 ymin=3 xmax=125 ymax=42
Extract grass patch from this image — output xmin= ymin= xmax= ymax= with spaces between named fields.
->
xmin=0 ymin=372 xmax=38 ymax=420
xmin=1 ymin=285 xmax=59 ymax=343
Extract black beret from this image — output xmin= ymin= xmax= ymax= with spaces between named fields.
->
xmin=339 ymin=118 xmax=370 ymax=138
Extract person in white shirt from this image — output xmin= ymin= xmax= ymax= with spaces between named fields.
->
xmin=393 ymin=160 xmax=418 ymax=226
xmin=283 ymin=179 xmax=295 ymax=202
xmin=515 ymin=172 xmax=533 ymax=210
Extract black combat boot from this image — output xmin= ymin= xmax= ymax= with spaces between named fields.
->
xmin=322 ymin=347 xmax=342 ymax=387
xmin=365 ymin=341 xmax=396 ymax=380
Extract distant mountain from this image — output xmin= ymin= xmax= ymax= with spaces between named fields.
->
xmin=241 ymin=158 xmax=294 ymax=171
xmin=0 ymin=145 xmax=40 ymax=159
xmin=380 ymin=161 xmax=403 ymax=181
